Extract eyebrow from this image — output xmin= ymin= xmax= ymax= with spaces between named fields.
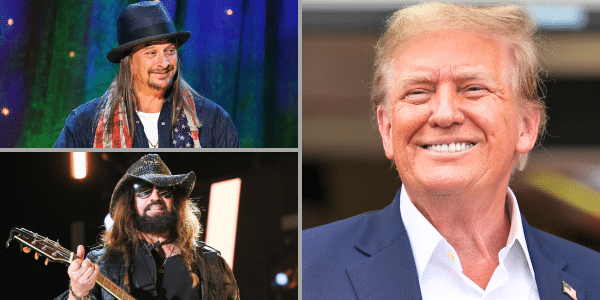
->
xmin=452 ymin=68 xmax=501 ymax=87
xmin=397 ymin=68 xmax=500 ymax=88
xmin=396 ymin=71 xmax=438 ymax=89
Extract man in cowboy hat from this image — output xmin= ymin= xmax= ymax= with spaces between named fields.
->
xmin=54 ymin=1 xmax=239 ymax=148
xmin=55 ymin=154 xmax=239 ymax=300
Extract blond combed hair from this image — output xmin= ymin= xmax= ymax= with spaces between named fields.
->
xmin=101 ymin=188 xmax=203 ymax=273
xmin=372 ymin=2 xmax=547 ymax=170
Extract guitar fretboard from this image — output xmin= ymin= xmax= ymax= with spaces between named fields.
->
xmin=96 ymin=273 xmax=136 ymax=300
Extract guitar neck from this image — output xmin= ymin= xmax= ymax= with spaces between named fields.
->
xmin=95 ymin=273 xmax=136 ymax=300
xmin=6 ymin=228 xmax=136 ymax=300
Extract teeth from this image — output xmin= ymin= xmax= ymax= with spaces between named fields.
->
xmin=426 ymin=142 xmax=475 ymax=152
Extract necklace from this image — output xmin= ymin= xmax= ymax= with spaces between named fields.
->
xmin=147 ymin=137 xmax=158 ymax=148
xmin=161 ymin=243 xmax=176 ymax=267
xmin=147 ymin=240 xmax=175 ymax=273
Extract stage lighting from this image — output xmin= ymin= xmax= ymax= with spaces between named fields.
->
xmin=71 ymin=152 xmax=87 ymax=179
xmin=206 ymin=178 xmax=242 ymax=268
xmin=274 ymin=272 xmax=289 ymax=287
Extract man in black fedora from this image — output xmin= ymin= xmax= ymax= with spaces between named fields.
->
xmin=55 ymin=154 xmax=240 ymax=300
xmin=54 ymin=1 xmax=239 ymax=148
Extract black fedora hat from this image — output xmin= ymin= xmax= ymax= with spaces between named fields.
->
xmin=110 ymin=154 xmax=195 ymax=216
xmin=107 ymin=1 xmax=191 ymax=63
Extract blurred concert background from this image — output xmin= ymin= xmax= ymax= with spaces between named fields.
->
xmin=2 ymin=152 xmax=298 ymax=299
xmin=303 ymin=1 xmax=600 ymax=252
xmin=0 ymin=0 xmax=298 ymax=148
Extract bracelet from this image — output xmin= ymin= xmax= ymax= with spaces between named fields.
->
xmin=69 ymin=284 xmax=91 ymax=300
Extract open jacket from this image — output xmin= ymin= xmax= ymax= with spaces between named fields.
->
xmin=303 ymin=188 xmax=600 ymax=299
xmin=55 ymin=242 xmax=239 ymax=300
xmin=53 ymin=95 xmax=239 ymax=148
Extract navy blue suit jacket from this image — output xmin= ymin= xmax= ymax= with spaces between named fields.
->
xmin=303 ymin=189 xmax=600 ymax=300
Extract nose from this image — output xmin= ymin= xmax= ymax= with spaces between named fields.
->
xmin=148 ymin=188 xmax=162 ymax=200
xmin=156 ymin=52 xmax=170 ymax=68
xmin=427 ymin=85 xmax=465 ymax=128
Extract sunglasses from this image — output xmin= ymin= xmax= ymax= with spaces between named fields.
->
xmin=133 ymin=181 xmax=175 ymax=199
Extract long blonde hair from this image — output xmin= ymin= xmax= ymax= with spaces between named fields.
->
xmin=94 ymin=52 xmax=201 ymax=144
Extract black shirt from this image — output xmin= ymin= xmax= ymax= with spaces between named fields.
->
xmin=159 ymin=255 xmax=201 ymax=300
xmin=132 ymin=243 xmax=202 ymax=300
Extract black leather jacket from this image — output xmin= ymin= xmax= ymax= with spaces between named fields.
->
xmin=54 ymin=242 xmax=239 ymax=300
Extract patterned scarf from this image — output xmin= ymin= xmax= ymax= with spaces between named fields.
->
xmin=94 ymin=89 xmax=201 ymax=148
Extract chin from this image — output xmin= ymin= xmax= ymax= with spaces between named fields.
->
xmin=412 ymin=169 xmax=478 ymax=196
xmin=148 ymin=81 xmax=172 ymax=91
xmin=145 ymin=210 xmax=165 ymax=217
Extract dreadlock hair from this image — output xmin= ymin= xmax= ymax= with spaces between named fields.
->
xmin=94 ymin=42 xmax=202 ymax=145
xmin=101 ymin=186 xmax=204 ymax=272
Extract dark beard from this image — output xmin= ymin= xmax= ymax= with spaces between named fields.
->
xmin=135 ymin=202 xmax=178 ymax=234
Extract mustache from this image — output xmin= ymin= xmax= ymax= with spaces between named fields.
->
xmin=144 ymin=200 xmax=167 ymax=213
xmin=149 ymin=65 xmax=174 ymax=74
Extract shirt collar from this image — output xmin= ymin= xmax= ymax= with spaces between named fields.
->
xmin=400 ymin=185 xmax=536 ymax=282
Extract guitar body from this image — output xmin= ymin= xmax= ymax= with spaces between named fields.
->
xmin=6 ymin=228 xmax=136 ymax=300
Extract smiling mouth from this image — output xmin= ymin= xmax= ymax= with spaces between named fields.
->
xmin=422 ymin=142 xmax=476 ymax=152
xmin=145 ymin=202 xmax=166 ymax=213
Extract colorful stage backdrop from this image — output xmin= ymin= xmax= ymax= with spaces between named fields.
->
xmin=0 ymin=0 xmax=298 ymax=148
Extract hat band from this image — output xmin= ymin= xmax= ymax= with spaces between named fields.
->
xmin=119 ymin=22 xmax=176 ymax=45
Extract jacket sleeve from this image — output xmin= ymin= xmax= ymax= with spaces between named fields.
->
xmin=220 ymin=114 xmax=240 ymax=148
xmin=54 ymin=99 xmax=100 ymax=148
xmin=219 ymin=256 xmax=240 ymax=300
xmin=198 ymin=244 xmax=240 ymax=300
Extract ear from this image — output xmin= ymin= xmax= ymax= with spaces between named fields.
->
xmin=377 ymin=106 xmax=395 ymax=160
xmin=515 ymin=104 xmax=541 ymax=154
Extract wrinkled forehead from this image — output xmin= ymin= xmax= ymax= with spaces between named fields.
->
xmin=389 ymin=30 xmax=516 ymax=93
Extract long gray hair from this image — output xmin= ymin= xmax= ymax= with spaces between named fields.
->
xmin=94 ymin=55 xmax=201 ymax=144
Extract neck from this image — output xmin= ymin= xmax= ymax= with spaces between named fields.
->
xmin=405 ymin=183 xmax=511 ymax=289
xmin=133 ymin=83 xmax=168 ymax=113
xmin=139 ymin=230 xmax=171 ymax=245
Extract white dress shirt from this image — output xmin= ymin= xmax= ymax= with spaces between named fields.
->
xmin=400 ymin=186 xmax=540 ymax=300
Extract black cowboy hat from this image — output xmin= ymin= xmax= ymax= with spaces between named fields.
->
xmin=110 ymin=154 xmax=195 ymax=216
xmin=106 ymin=1 xmax=191 ymax=63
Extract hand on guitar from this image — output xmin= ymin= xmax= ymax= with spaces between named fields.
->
xmin=68 ymin=245 xmax=99 ymax=299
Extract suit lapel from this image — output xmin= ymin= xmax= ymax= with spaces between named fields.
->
xmin=347 ymin=191 xmax=422 ymax=300
xmin=344 ymin=192 xmax=588 ymax=300
xmin=522 ymin=217 xmax=586 ymax=300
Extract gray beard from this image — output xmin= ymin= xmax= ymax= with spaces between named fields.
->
xmin=135 ymin=210 xmax=178 ymax=234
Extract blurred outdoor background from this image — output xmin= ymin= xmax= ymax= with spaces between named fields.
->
xmin=303 ymin=0 xmax=600 ymax=253
xmin=0 ymin=0 xmax=298 ymax=148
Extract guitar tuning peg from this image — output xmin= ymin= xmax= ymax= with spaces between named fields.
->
xmin=34 ymin=252 xmax=39 ymax=260
xmin=22 ymin=247 xmax=31 ymax=253
xmin=44 ymin=258 xmax=49 ymax=265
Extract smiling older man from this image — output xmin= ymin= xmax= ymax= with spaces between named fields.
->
xmin=303 ymin=3 xmax=600 ymax=300
xmin=54 ymin=1 xmax=238 ymax=148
